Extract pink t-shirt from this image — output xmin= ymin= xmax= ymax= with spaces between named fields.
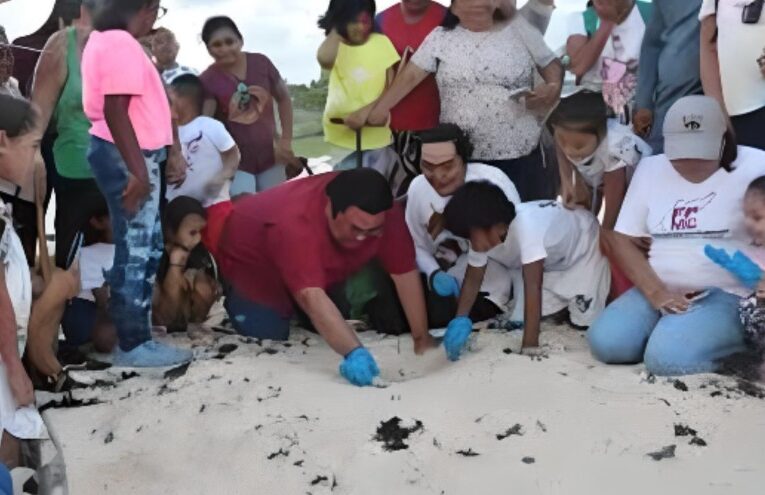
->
xmin=82 ymin=30 xmax=172 ymax=150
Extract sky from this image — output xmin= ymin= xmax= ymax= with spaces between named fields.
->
xmin=1 ymin=0 xmax=586 ymax=85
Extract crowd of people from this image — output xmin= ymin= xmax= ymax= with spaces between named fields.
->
xmin=0 ymin=0 xmax=764 ymax=479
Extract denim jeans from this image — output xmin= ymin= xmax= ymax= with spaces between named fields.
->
xmin=587 ymin=287 xmax=746 ymax=376
xmin=87 ymin=136 xmax=164 ymax=351
xmin=224 ymin=285 xmax=291 ymax=340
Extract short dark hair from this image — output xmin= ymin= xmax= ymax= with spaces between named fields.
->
xmin=547 ymin=90 xmax=608 ymax=138
xmin=326 ymin=169 xmax=393 ymax=218
xmin=747 ymin=176 xmax=765 ymax=197
xmin=318 ymin=0 xmax=376 ymax=37
xmin=442 ymin=0 xmax=511 ymax=30
xmin=201 ymin=16 xmax=243 ymax=46
xmin=0 ymin=95 xmax=37 ymax=138
xmin=417 ymin=123 xmax=474 ymax=164
xmin=443 ymin=181 xmax=516 ymax=238
xmin=91 ymin=0 xmax=155 ymax=32
xmin=170 ymin=74 xmax=204 ymax=115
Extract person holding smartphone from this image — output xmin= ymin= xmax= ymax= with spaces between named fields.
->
xmin=700 ymin=0 xmax=765 ymax=151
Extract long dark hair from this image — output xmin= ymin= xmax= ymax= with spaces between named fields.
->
xmin=442 ymin=0 xmax=512 ymax=30
xmin=91 ymin=0 xmax=154 ymax=32
xmin=720 ymin=129 xmax=738 ymax=172
xmin=318 ymin=0 xmax=376 ymax=37
xmin=201 ymin=16 xmax=243 ymax=46
xmin=547 ymin=90 xmax=609 ymax=139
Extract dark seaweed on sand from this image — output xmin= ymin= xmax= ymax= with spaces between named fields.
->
xmin=717 ymin=350 xmax=764 ymax=382
xmin=456 ymin=449 xmax=480 ymax=457
xmin=496 ymin=424 xmax=524 ymax=440
xmin=38 ymin=393 xmax=102 ymax=412
xmin=374 ymin=417 xmax=424 ymax=451
xmin=163 ymin=362 xmax=190 ymax=381
xmin=646 ymin=445 xmax=676 ymax=461
xmin=674 ymin=424 xmax=697 ymax=437
xmin=673 ymin=380 xmax=688 ymax=392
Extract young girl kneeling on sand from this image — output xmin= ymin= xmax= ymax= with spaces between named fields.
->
xmin=548 ymin=90 xmax=651 ymax=297
xmin=82 ymin=0 xmax=191 ymax=367
xmin=317 ymin=0 xmax=400 ymax=173
xmin=153 ymin=197 xmax=222 ymax=336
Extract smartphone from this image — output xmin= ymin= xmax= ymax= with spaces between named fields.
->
xmin=743 ymin=0 xmax=763 ymax=24
xmin=686 ymin=290 xmax=710 ymax=303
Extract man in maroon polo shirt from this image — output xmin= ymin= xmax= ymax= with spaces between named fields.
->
xmin=218 ymin=169 xmax=435 ymax=386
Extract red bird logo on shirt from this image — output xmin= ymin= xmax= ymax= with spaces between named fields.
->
xmin=655 ymin=193 xmax=716 ymax=232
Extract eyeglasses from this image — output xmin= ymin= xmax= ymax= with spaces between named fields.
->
xmin=157 ymin=6 xmax=168 ymax=20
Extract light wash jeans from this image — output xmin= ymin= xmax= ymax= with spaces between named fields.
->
xmin=587 ymin=287 xmax=746 ymax=376
xmin=87 ymin=136 xmax=164 ymax=351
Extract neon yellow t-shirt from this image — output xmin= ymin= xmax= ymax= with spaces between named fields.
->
xmin=323 ymin=34 xmax=400 ymax=151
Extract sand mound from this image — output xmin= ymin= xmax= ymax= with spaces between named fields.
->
xmin=40 ymin=325 xmax=765 ymax=494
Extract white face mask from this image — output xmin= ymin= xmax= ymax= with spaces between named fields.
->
xmin=565 ymin=151 xmax=597 ymax=168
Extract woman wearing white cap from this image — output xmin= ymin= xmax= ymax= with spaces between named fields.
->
xmin=588 ymin=95 xmax=765 ymax=376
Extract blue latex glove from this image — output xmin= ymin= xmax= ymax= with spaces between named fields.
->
xmin=339 ymin=347 xmax=380 ymax=387
xmin=431 ymin=270 xmax=461 ymax=297
xmin=444 ymin=316 xmax=473 ymax=362
xmin=704 ymin=245 xmax=763 ymax=290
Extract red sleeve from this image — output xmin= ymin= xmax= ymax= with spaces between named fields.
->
xmin=377 ymin=203 xmax=417 ymax=275
xmin=266 ymin=222 xmax=326 ymax=295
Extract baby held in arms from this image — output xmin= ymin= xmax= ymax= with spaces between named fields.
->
xmin=705 ymin=177 xmax=765 ymax=379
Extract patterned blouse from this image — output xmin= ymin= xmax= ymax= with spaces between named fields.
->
xmin=412 ymin=16 xmax=557 ymax=161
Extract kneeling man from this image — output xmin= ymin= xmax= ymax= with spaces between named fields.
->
xmin=218 ymin=169 xmax=435 ymax=386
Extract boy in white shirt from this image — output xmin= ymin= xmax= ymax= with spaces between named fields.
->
xmin=440 ymin=182 xmax=611 ymax=361
xmin=166 ymin=74 xmax=240 ymax=259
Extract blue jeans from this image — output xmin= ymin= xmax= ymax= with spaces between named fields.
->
xmin=224 ymin=286 xmax=291 ymax=340
xmin=587 ymin=288 xmax=746 ymax=376
xmin=87 ymin=136 xmax=164 ymax=351
xmin=0 ymin=464 xmax=11 ymax=495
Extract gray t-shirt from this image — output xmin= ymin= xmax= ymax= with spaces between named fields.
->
xmin=412 ymin=16 xmax=557 ymax=161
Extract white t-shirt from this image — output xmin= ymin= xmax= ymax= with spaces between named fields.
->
xmin=406 ymin=163 xmax=521 ymax=276
xmin=570 ymin=120 xmax=652 ymax=208
xmin=0 ymin=199 xmax=30 ymax=356
xmin=412 ymin=17 xmax=557 ymax=160
xmin=166 ymin=116 xmax=237 ymax=207
xmin=77 ymin=243 xmax=114 ymax=302
xmin=477 ymin=200 xmax=600 ymax=271
xmin=616 ymin=146 xmax=765 ymax=296
xmin=699 ymin=0 xmax=765 ymax=116
xmin=161 ymin=64 xmax=199 ymax=85
xmin=568 ymin=5 xmax=646 ymax=121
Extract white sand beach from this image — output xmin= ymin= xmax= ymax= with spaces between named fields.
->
xmin=37 ymin=324 xmax=765 ymax=495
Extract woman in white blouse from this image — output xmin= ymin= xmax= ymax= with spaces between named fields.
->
xmin=369 ymin=0 xmax=563 ymax=201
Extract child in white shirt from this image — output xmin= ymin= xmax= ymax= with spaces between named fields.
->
xmin=549 ymin=90 xmax=651 ymax=231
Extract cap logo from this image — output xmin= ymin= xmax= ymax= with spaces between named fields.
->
xmin=683 ymin=114 xmax=703 ymax=131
